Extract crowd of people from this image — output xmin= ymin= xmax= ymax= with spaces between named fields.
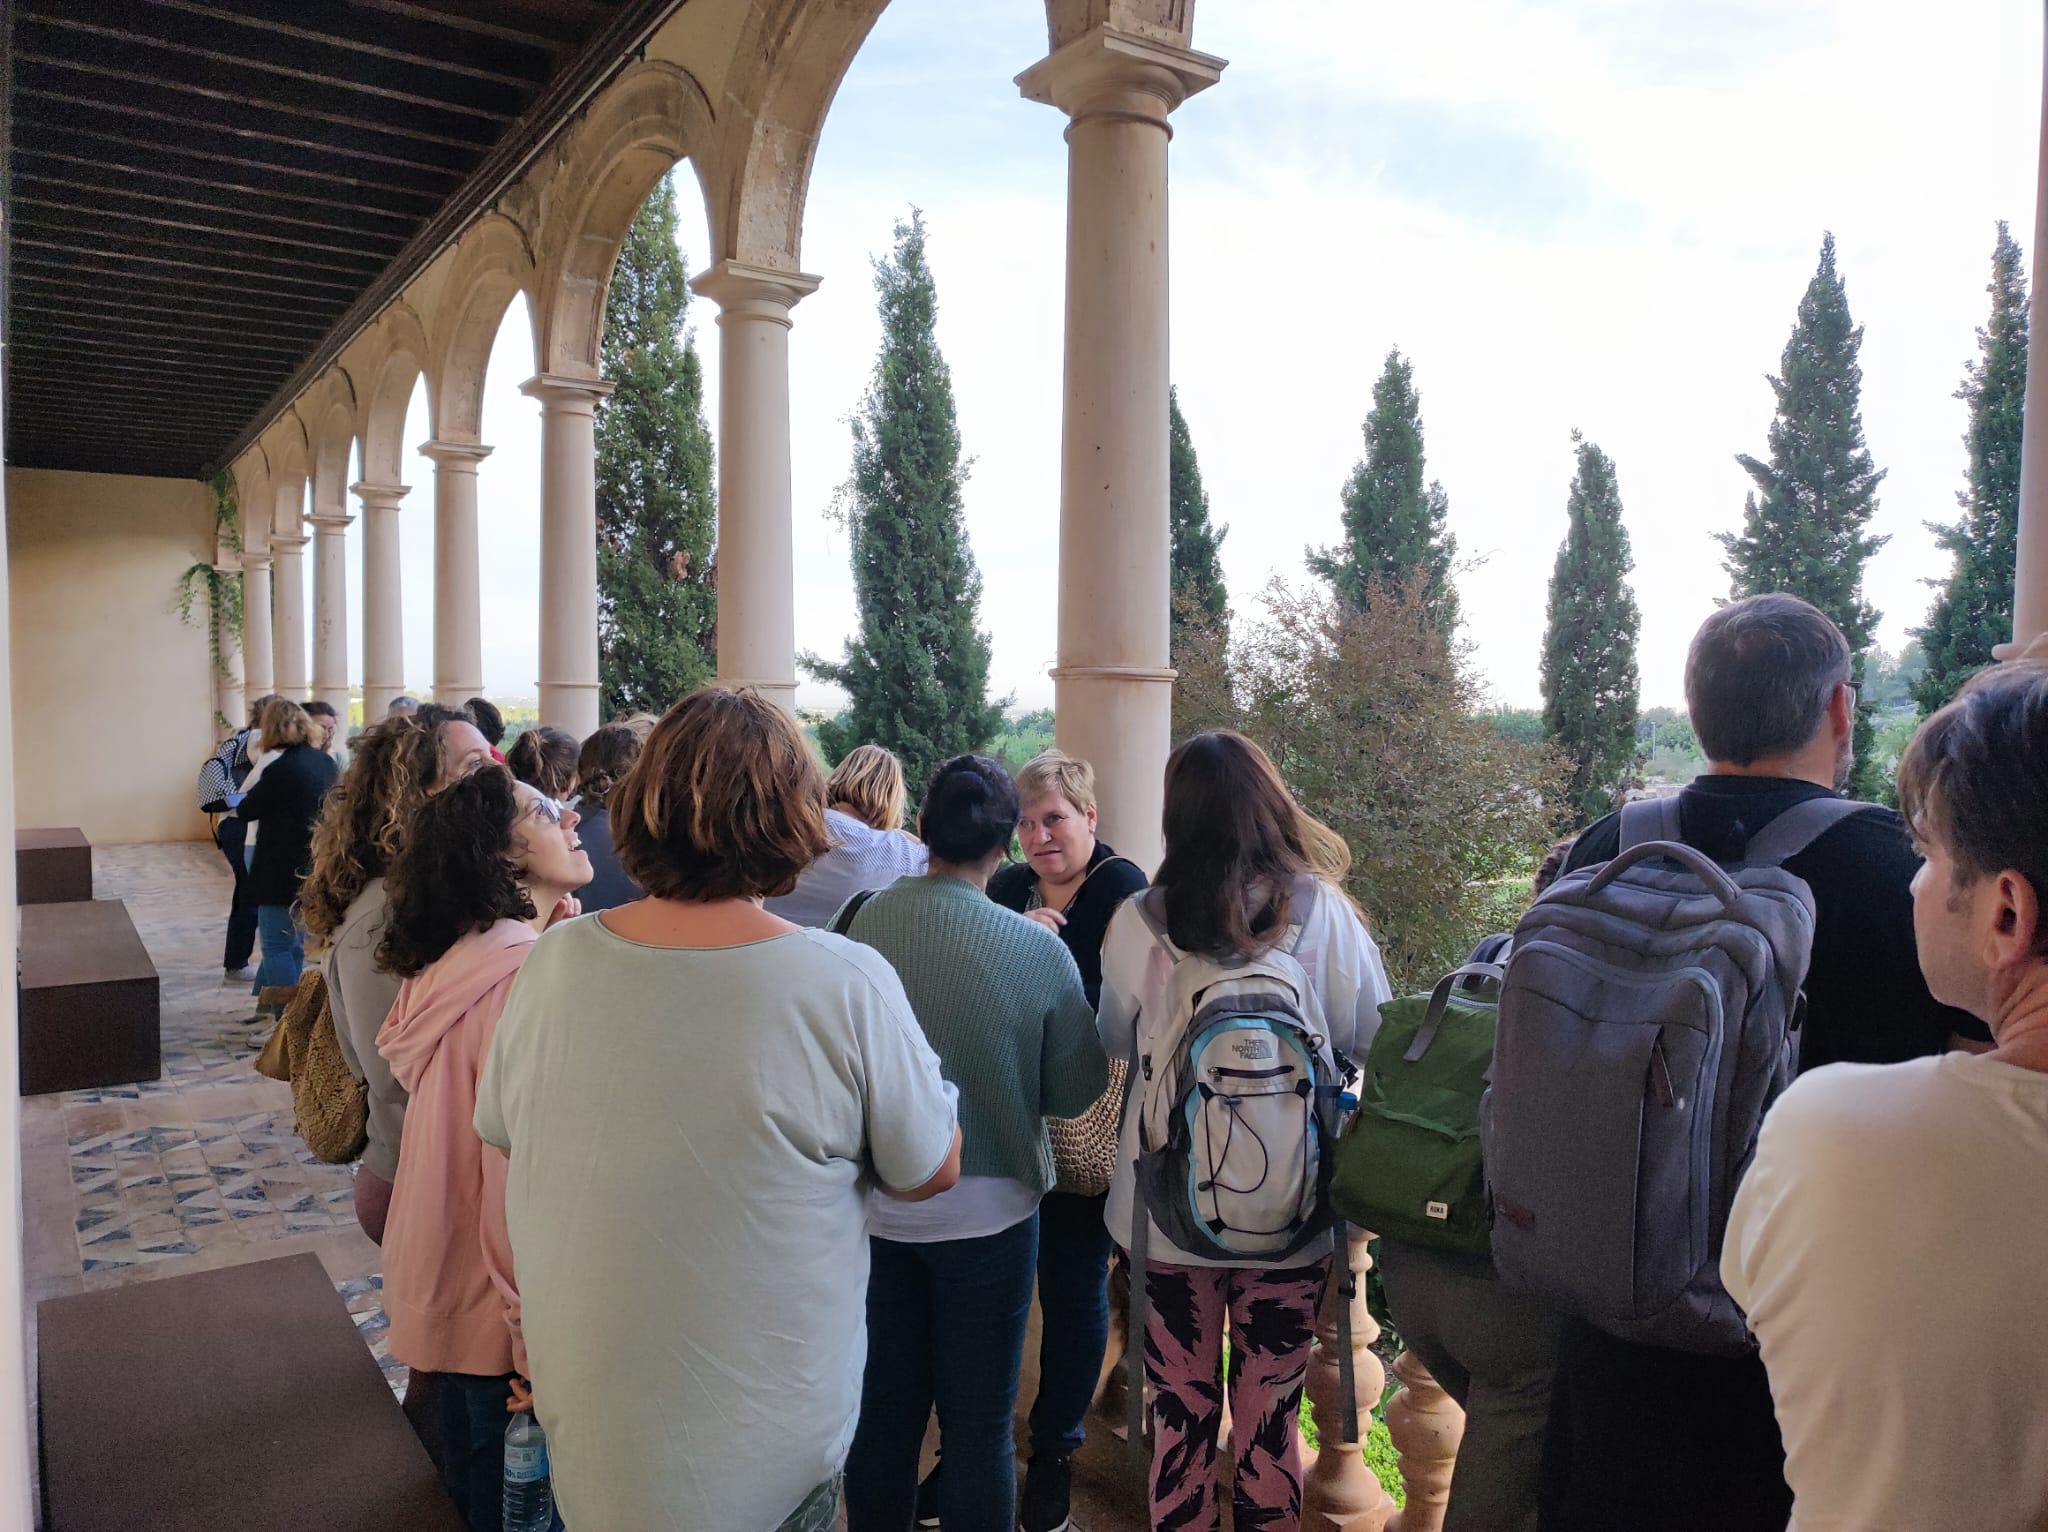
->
xmin=194 ymin=589 xmax=2048 ymax=1532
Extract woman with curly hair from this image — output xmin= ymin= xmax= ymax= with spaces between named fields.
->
xmin=300 ymin=705 xmax=492 ymax=1243
xmin=375 ymin=768 xmax=590 ymax=1532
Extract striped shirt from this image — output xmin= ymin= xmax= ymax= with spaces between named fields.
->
xmin=765 ymin=809 xmax=929 ymax=928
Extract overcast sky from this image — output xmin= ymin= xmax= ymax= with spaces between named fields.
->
xmin=340 ymin=0 xmax=2042 ymax=714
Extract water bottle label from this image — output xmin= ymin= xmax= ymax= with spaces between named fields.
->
xmin=505 ymin=1441 xmax=549 ymax=1483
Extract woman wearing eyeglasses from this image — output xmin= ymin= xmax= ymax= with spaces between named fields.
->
xmin=376 ymin=769 xmax=589 ymax=1532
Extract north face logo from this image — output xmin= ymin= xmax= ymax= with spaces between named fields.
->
xmin=1230 ymin=1036 xmax=1276 ymax=1062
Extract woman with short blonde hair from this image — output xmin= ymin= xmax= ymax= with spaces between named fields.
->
xmin=828 ymin=743 xmax=909 ymax=832
xmin=233 ymin=698 xmax=338 ymax=1001
xmin=474 ymin=689 xmax=960 ymax=1530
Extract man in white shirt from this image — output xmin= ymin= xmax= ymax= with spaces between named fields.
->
xmin=1723 ymin=660 xmax=2048 ymax=1532
xmin=764 ymin=806 xmax=928 ymax=928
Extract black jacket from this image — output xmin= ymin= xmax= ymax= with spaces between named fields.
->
xmin=988 ymin=840 xmax=1148 ymax=1008
xmin=237 ymin=744 xmax=339 ymax=908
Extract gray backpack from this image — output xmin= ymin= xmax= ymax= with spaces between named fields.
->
xmin=1480 ymin=795 xmax=1873 ymax=1355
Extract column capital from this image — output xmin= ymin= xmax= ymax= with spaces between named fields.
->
xmin=1017 ymin=25 xmax=1224 ymax=125
xmin=420 ymin=439 xmax=493 ymax=473
xmin=689 ymin=261 xmax=822 ymax=326
xmin=271 ymin=533 xmax=310 ymax=555
xmin=521 ymin=373 xmax=618 ymax=413
xmin=307 ymin=510 xmax=354 ymax=534
xmin=239 ymin=550 xmax=272 ymax=574
xmin=352 ymin=480 xmax=410 ymax=510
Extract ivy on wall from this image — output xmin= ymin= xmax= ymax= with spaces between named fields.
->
xmin=177 ymin=471 xmax=247 ymax=732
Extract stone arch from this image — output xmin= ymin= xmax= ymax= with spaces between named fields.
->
xmin=425 ymin=212 xmax=538 ymax=442
xmin=302 ymin=367 xmax=359 ymax=515
xmin=232 ymin=447 xmax=272 ymax=554
xmin=533 ymin=60 xmax=716 ymax=377
xmin=711 ymin=0 xmax=892 ymax=271
xmin=262 ymin=412 xmax=311 ymax=541
xmin=347 ymin=303 xmax=432 ymax=487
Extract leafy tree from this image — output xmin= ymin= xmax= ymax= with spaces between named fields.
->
xmin=1719 ymin=233 xmax=1889 ymax=795
xmin=1309 ymin=349 xmax=1459 ymax=631
xmin=1176 ymin=575 xmax=1562 ymax=990
xmin=1486 ymin=708 xmax=1547 ymax=745
xmin=1170 ymin=386 xmax=1229 ymax=647
xmin=1541 ymin=434 xmax=1642 ymax=825
xmin=595 ymin=174 xmax=717 ymax=716
xmin=1915 ymin=224 xmax=2028 ymax=714
xmin=1866 ymin=641 xmax=1928 ymax=713
xmin=806 ymin=212 xmax=1004 ymax=787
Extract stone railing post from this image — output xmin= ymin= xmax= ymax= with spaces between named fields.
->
xmin=1301 ymin=1227 xmax=1396 ymax=1531
xmin=1384 ymin=1347 xmax=1466 ymax=1532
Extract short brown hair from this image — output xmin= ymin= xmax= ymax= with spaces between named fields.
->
xmin=1898 ymin=661 xmax=2048 ymax=920
xmin=1686 ymin=595 xmax=1850 ymax=765
xmin=258 ymin=698 xmax=321 ymax=752
xmin=828 ymin=744 xmax=908 ymax=831
xmin=576 ymin=723 xmax=642 ymax=806
xmin=613 ymin=689 xmax=832 ymax=901
xmin=1014 ymin=749 xmax=1096 ymax=814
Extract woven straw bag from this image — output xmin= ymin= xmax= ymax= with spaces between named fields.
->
xmin=1048 ymin=1056 xmax=1127 ymax=1198
xmin=255 ymin=968 xmax=368 ymax=1165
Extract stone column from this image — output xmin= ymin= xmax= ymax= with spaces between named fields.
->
xmin=1020 ymin=26 xmax=1223 ymax=873
xmin=309 ymin=509 xmax=353 ymax=721
xmin=420 ymin=440 xmax=492 ymax=704
xmin=522 ymin=374 xmax=617 ymax=736
xmin=2011 ymin=17 xmax=2048 ymax=655
xmin=354 ymin=481 xmax=408 ymax=720
xmin=271 ymin=533 xmax=309 ymax=699
xmin=240 ymin=550 xmax=274 ymax=702
xmin=213 ymin=559 xmax=247 ymax=735
xmin=689 ymin=261 xmax=821 ymax=716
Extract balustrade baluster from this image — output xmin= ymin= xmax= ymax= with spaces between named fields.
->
xmin=1300 ymin=1227 xmax=1396 ymax=1531
xmin=1384 ymin=1345 xmax=1466 ymax=1532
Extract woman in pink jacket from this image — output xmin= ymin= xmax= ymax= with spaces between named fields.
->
xmin=377 ymin=767 xmax=589 ymax=1532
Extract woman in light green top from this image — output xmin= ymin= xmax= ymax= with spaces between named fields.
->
xmin=837 ymin=754 xmax=1109 ymax=1532
xmin=476 ymin=691 xmax=961 ymax=1532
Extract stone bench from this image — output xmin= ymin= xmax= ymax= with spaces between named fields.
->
xmin=37 ymin=1251 xmax=463 ymax=1531
xmin=16 ymin=899 xmax=159 ymax=1096
xmin=15 ymin=827 xmax=91 ymax=905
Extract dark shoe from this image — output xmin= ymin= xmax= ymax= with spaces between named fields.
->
xmin=1019 ymin=1454 xmax=1075 ymax=1532
xmin=914 ymin=1462 xmax=941 ymax=1528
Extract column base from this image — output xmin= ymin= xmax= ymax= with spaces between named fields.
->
xmin=715 ymin=675 xmax=798 ymax=716
xmin=433 ymin=680 xmax=485 ymax=708
xmin=538 ymin=681 xmax=601 ymax=740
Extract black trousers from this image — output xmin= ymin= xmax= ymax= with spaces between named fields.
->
xmin=215 ymin=817 xmax=257 ymax=971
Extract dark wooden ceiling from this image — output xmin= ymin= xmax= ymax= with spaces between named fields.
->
xmin=4 ymin=0 xmax=686 ymax=481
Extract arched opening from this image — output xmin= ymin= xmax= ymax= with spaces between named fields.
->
xmin=476 ymin=292 xmax=543 ymax=723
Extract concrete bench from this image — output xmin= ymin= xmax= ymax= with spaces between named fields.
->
xmin=37 ymin=1251 xmax=464 ymax=1531
xmin=15 ymin=827 xmax=91 ymax=905
xmin=16 ymin=899 xmax=159 ymax=1096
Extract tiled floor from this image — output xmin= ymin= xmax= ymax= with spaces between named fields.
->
xmin=20 ymin=841 xmax=399 ymax=1394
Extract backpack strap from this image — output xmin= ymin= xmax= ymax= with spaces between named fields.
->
xmin=1404 ymin=962 xmax=1506 ymax=1063
xmin=1619 ymin=796 xmax=1683 ymax=851
xmin=1741 ymin=796 xmax=1876 ymax=867
xmin=828 ymin=887 xmax=879 ymax=937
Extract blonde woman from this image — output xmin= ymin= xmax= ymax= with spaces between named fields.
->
xmin=233 ymin=698 xmax=339 ymax=998
xmin=765 ymin=742 xmax=928 ymax=927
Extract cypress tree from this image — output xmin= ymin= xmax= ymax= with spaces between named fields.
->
xmin=595 ymin=174 xmax=717 ymax=717
xmin=807 ymin=211 xmax=1003 ymax=788
xmin=1541 ymin=433 xmax=1642 ymax=825
xmin=1718 ymin=233 xmax=1889 ymax=794
xmin=1169 ymin=385 xmax=1229 ymax=647
xmin=1308 ymin=348 xmax=1459 ymax=630
xmin=1915 ymin=223 xmax=2028 ymax=714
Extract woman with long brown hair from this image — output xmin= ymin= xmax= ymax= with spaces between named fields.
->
xmin=300 ymin=704 xmax=494 ymax=1243
xmin=1096 ymin=730 xmax=1393 ymax=1532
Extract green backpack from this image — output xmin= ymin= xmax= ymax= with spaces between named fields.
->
xmin=1331 ymin=956 xmax=1505 ymax=1256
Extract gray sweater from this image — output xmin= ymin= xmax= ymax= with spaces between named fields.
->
xmin=843 ymin=873 xmax=1107 ymax=1192
xmin=325 ymin=879 xmax=408 ymax=1183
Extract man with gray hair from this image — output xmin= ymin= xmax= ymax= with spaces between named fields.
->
xmin=1722 ymin=659 xmax=2048 ymax=1529
xmin=1539 ymin=593 xmax=1988 ymax=1532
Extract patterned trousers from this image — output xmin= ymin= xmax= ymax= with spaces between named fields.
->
xmin=1142 ymin=1256 xmax=1332 ymax=1532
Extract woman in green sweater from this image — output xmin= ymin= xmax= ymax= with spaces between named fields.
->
xmin=841 ymin=754 xmax=1109 ymax=1532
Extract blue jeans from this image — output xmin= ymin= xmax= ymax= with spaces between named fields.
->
xmin=438 ymin=1371 xmax=514 ymax=1532
xmin=1028 ymin=1190 xmax=1113 ymax=1458
xmin=253 ymin=904 xmax=304 ymax=995
xmin=845 ymin=1215 xmax=1039 ymax=1532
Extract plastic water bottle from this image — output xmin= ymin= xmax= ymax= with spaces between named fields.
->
xmin=502 ymin=1412 xmax=554 ymax=1532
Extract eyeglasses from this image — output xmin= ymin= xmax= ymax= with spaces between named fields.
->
xmin=522 ymin=794 xmax=567 ymax=826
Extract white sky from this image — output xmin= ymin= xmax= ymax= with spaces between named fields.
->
xmin=326 ymin=0 xmax=2042 ymax=713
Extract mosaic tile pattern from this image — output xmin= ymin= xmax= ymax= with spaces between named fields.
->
xmin=68 ymin=1109 xmax=358 ymax=1274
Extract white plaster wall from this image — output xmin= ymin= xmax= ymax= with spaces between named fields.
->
xmin=2 ymin=418 xmax=34 ymax=1532
xmin=6 ymin=468 xmax=217 ymax=846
